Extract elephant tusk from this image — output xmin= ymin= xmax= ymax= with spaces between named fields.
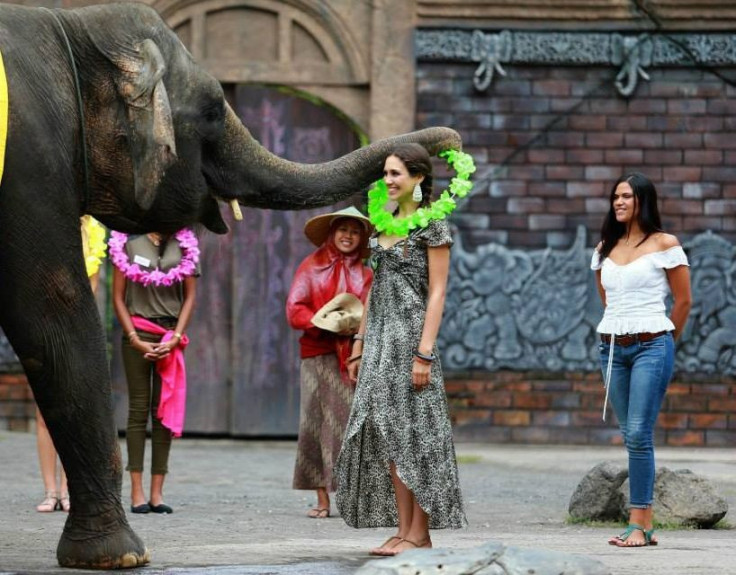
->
xmin=229 ymin=199 xmax=243 ymax=221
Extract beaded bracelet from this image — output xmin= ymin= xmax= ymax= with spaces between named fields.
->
xmin=127 ymin=331 xmax=138 ymax=340
xmin=413 ymin=350 xmax=436 ymax=362
xmin=173 ymin=332 xmax=182 ymax=340
xmin=353 ymin=333 xmax=365 ymax=341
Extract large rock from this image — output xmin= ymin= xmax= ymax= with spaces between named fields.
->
xmin=568 ymin=461 xmax=628 ymax=521
xmin=355 ymin=541 xmax=611 ymax=575
xmin=569 ymin=463 xmax=729 ymax=527
xmin=486 ymin=546 xmax=611 ymax=575
xmin=355 ymin=542 xmax=503 ymax=575
xmin=620 ymin=467 xmax=729 ymax=527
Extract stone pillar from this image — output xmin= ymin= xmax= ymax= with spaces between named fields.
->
xmin=369 ymin=0 xmax=416 ymax=141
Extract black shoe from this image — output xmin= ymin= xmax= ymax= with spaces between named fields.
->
xmin=148 ymin=502 xmax=173 ymax=514
xmin=130 ymin=503 xmax=151 ymax=514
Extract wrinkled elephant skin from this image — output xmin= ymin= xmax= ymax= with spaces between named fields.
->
xmin=0 ymin=2 xmax=462 ymax=569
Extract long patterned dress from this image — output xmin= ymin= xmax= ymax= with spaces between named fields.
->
xmin=336 ymin=219 xmax=467 ymax=529
xmin=286 ymin=236 xmax=372 ymax=493
xmin=292 ymin=354 xmax=353 ymax=491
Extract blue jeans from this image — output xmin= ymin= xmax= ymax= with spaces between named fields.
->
xmin=599 ymin=333 xmax=675 ymax=508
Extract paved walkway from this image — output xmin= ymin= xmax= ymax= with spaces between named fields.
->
xmin=0 ymin=431 xmax=734 ymax=574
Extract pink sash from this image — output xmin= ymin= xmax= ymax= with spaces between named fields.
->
xmin=131 ymin=316 xmax=189 ymax=437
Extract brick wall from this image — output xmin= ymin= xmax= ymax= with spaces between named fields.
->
xmin=419 ymin=61 xmax=736 ymax=447
xmin=5 ymin=370 xmax=733 ymax=446
xmin=0 ymin=374 xmax=35 ymax=432
xmin=447 ymin=372 xmax=736 ymax=447
xmin=3 ymin=62 xmax=734 ymax=444
xmin=417 ymin=63 xmax=736 ymax=250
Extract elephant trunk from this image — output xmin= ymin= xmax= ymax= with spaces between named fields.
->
xmin=211 ymin=105 xmax=462 ymax=210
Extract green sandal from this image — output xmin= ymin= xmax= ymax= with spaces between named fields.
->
xmin=608 ymin=523 xmax=647 ymax=547
xmin=645 ymin=528 xmax=658 ymax=546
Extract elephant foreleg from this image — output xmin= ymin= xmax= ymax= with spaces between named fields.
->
xmin=0 ymin=268 xmax=149 ymax=569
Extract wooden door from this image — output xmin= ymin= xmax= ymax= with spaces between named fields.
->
xmin=111 ymin=85 xmax=363 ymax=436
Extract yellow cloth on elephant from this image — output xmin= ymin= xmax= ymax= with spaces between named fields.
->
xmin=81 ymin=215 xmax=107 ymax=277
xmin=0 ymin=48 xmax=9 ymax=186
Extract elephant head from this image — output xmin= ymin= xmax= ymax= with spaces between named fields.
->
xmin=67 ymin=4 xmax=461 ymax=235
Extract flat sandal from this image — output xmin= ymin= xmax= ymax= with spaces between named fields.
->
xmin=608 ymin=524 xmax=647 ymax=548
xmin=36 ymin=491 xmax=59 ymax=513
xmin=369 ymin=535 xmax=403 ymax=556
xmin=306 ymin=507 xmax=330 ymax=519
xmin=383 ymin=536 xmax=433 ymax=556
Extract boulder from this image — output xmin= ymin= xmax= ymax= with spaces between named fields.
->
xmin=487 ymin=546 xmax=611 ymax=575
xmin=354 ymin=542 xmax=503 ymax=575
xmin=568 ymin=461 xmax=628 ymax=521
xmin=619 ymin=467 xmax=729 ymax=527
xmin=355 ymin=541 xmax=611 ymax=575
xmin=569 ymin=463 xmax=729 ymax=527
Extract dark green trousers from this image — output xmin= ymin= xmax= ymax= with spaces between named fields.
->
xmin=122 ymin=332 xmax=172 ymax=475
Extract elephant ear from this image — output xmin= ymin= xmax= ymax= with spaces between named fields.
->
xmin=87 ymin=30 xmax=177 ymax=210
xmin=116 ymin=39 xmax=177 ymax=210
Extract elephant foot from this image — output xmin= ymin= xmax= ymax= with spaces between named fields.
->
xmin=57 ymin=516 xmax=150 ymax=569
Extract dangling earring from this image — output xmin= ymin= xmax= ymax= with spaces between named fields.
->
xmin=412 ymin=183 xmax=423 ymax=202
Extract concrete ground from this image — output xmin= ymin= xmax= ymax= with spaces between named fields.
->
xmin=0 ymin=431 xmax=734 ymax=575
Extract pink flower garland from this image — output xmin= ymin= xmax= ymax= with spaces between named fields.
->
xmin=109 ymin=229 xmax=200 ymax=287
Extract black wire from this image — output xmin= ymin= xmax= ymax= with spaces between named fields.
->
xmin=632 ymin=0 xmax=736 ymax=88
xmin=459 ymin=2 xmax=736 ymax=194
xmin=459 ymin=75 xmax=611 ymax=192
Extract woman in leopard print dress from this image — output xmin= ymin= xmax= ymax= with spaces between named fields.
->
xmin=335 ymin=143 xmax=466 ymax=556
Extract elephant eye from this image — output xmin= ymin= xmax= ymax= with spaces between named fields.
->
xmin=203 ymin=103 xmax=223 ymax=123
xmin=114 ymin=130 xmax=129 ymax=147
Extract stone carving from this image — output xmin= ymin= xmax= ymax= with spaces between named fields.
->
xmin=414 ymin=29 xmax=472 ymax=60
xmin=471 ymin=30 xmax=511 ymax=91
xmin=654 ymin=34 xmax=736 ymax=65
xmin=0 ymin=331 xmax=19 ymax=372
xmin=511 ymin=32 xmax=611 ymax=64
xmin=440 ymin=239 xmax=533 ymax=369
xmin=3 ymin=230 xmax=734 ymax=374
xmin=415 ymin=29 xmax=736 ymax=96
xmin=612 ymin=34 xmax=653 ymax=97
xmin=356 ymin=541 xmax=612 ymax=575
xmin=438 ymin=227 xmax=736 ymax=375
xmin=678 ymin=231 xmax=736 ymax=374
xmin=440 ymin=226 xmax=599 ymax=371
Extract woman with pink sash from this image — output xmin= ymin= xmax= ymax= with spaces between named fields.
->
xmin=111 ymin=228 xmax=200 ymax=515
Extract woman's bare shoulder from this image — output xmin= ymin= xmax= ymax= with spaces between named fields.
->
xmin=653 ymin=232 xmax=681 ymax=250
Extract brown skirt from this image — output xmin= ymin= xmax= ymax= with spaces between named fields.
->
xmin=293 ymin=354 xmax=353 ymax=491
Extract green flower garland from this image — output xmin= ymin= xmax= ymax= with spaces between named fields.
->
xmin=367 ymin=149 xmax=476 ymax=237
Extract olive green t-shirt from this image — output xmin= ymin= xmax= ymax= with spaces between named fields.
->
xmin=124 ymin=234 xmax=201 ymax=320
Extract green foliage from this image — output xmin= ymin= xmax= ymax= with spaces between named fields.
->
xmin=565 ymin=516 xmax=625 ymax=527
xmin=456 ymin=454 xmax=483 ymax=464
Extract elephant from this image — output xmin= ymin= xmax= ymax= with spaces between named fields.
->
xmin=0 ymin=2 xmax=462 ymax=570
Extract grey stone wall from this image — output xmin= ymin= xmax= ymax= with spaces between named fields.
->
xmin=439 ymin=228 xmax=736 ymax=376
xmin=0 ymin=336 xmax=18 ymax=373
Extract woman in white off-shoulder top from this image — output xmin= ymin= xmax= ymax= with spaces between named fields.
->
xmin=591 ymin=173 xmax=691 ymax=548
